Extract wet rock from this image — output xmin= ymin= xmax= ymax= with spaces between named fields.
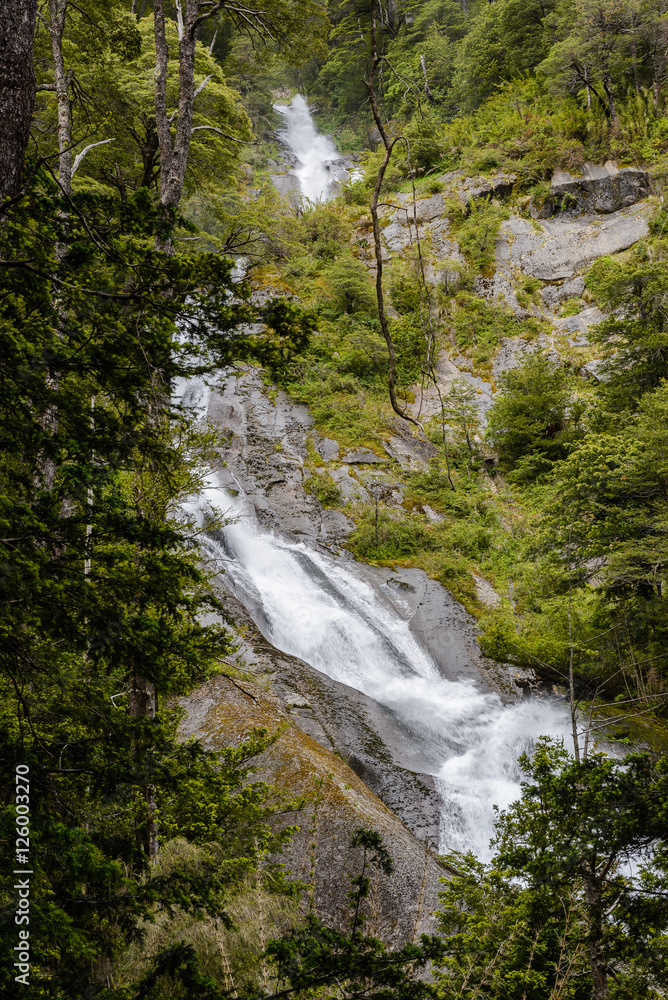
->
xmin=207 ymin=369 xmax=334 ymax=541
xmin=342 ymin=447 xmax=385 ymax=464
xmin=319 ymin=509 xmax=356 ymax=540
xmin=177 ymin=657 xmax=447 ymax=944
xmin=542 ymin=161 xmax=651 ymax=217
xmin=496 ymin=203 xmax=651 ymax=281
xmin=270 ymin=171 xmax=301 ymax=197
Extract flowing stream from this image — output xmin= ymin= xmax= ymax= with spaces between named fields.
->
xmin=274 ymin=94 xmax=354 ymax=202
xmin=181 ymin=103 xmax=570 ymax=860
xmin=184 ymin=464 xmax=568 ymax=861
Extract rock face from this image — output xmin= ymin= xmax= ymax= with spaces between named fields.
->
xmin=496 ymin=203 xmax=651 ymax=280
xmin=457 ymin=171 xmax=516 ymax=213
xmin=270 ymin=172 xmax=301 ymax=201
xmin=176 ymin=620 xmax=450 ymax=945
xmin=533 ymin=162 xmax=651 ymax=218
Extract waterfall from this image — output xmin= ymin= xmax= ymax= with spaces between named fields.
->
xmin=274 ymin=94 xmax=356 ymax=203
xmin=177 ymin=101 xmax=572 ymax=861
xmin=185 ymin=469 xmax=570 ymax=861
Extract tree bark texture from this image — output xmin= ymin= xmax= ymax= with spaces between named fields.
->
xmin=129 ymin=674 xmax=160 ymax=860
xmin=584 ymin=878 xmax=608 ymax=1000
xmin=153 ymin=0 xmax=199 ymax=247
xmin=48 ymin=0 xmax=73 ymax=194
xmin=0 ymin=0 xmax=38 ymax=204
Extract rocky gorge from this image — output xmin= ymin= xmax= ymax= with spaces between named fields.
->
xmin=173 ymin=97 xmax=662 ymax=939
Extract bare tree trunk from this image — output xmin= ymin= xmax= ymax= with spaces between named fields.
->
xmin=129 ymin=674 xmax=159 ymax=860
xmin=363 ymin=3 xmax=420 ymax=429
xmin=567 ymin=526 xmax=581 ymax=762
xmin=153 ymin=0 xmax=199 ymax=249
xmin=601 ymin=63 xmax=619 ymax=132
xmin=584 ymin=64 xmax=592 ymax=111
xmin=0 ymin=0 xmax=38 ymax=205
xmin=652 ymin=46 xmax=667 ymax=113
xmin=48 ymin=0 xmax=72 ymax=194
xmin=629 ymin=36 xmax=641 ymax=95
xmin=584 ymin=879 xmax=608 ymax=1000
xmin=420 ymin=55 xmax=435 ymax=103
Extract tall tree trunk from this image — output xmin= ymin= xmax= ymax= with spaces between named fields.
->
xmin=0 ymin=0 xmax=38 ymax=204
xmin=584 ymin=63 xmax=592 ymax=111
xmin=129 ymin=674 xmax=159 ymax=860
xmin=601 ymin=63 xmax=619 ymax=132
xmin=48 ymin=0 xmax=72 ymax=194
xmin=363 ymin=2 xmax=420 ymax=429
xmin=37 ymin=0 xmax=72 ymax=496
xmin=420 ymin=55 xmax=436 ymax=103
xmin=153 ymin=0 xmax=198 ymax=250
xmin=584 ymin=879 xmax=608 ymax=1000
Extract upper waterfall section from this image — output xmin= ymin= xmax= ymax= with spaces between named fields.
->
xmin=273 ymin=94 xmax=358 ymax=203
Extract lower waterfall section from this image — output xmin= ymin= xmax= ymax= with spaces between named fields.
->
xmin=189 ymin=473 xmax=569 ymax=861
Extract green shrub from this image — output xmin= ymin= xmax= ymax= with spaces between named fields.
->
xmin=452 ymin=293 xmax=518 ymax=352
xmin=305 ymin=470 xmax=342 ymax=507
xmin=456 ymin=200 xmax=509 ymax=271
xmin=348 ymin=510 xmax=439 ymax=561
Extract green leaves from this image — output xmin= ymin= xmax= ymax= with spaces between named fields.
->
xmin=435 ymin=741 xmax=668 ymax=999
xmin=486 ymin=353 xmax=583 ymax=482
xmin=0 ymin=170 xmax=301 ymax=995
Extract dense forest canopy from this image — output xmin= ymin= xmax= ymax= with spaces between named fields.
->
xmin=1 ymin=1 xmax=668 ymax=998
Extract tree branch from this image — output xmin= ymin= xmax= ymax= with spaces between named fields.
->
xmin=191 ymin=124 xmax=256 ymax=144
xmin=71 ymin=137 xmax=114 ymax=177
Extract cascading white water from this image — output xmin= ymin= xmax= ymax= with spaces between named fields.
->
xmin=274 ymin=95 xmax=348 ymax=203
xmin=185 ymin=469 xmax=570 ymax=860
xmin=178 ymin=102 xmax=571 ymax=859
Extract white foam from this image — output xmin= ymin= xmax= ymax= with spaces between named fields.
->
xmin=274 ymin=95 xmax=344 ymax=203
xmin=190 ymin=472 xmax=570 ymax=860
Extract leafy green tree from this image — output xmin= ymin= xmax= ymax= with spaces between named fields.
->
xmin=486 ymin=353 xmax=583 ymax=482
xmin=0 ymin=161 xmax=312 ymax=995
xmin=443 ymin=377 xmax=480 ymax=459
xmin=586 ymin=245 xmax=668 ymax=415
xmin=451 ymin=0 xmax=557 ymax=111
xmin=537 ymin=0 xmax=664 ymax=128
xmin=533 ymin=378 xmax=668 ymax=685
xmin=435 ymin=740 xmax=668 ymax=1000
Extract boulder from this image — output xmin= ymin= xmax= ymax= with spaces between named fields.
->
xmin=552 ymin=306 xmax=604 ymax=338
xmin=314 ymin=435 xmax=339 ymax=461
xmin=458 ymin=172 xmax=516 ymax=214
xmin=532 ymin=161 xmax=650 ymax=218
